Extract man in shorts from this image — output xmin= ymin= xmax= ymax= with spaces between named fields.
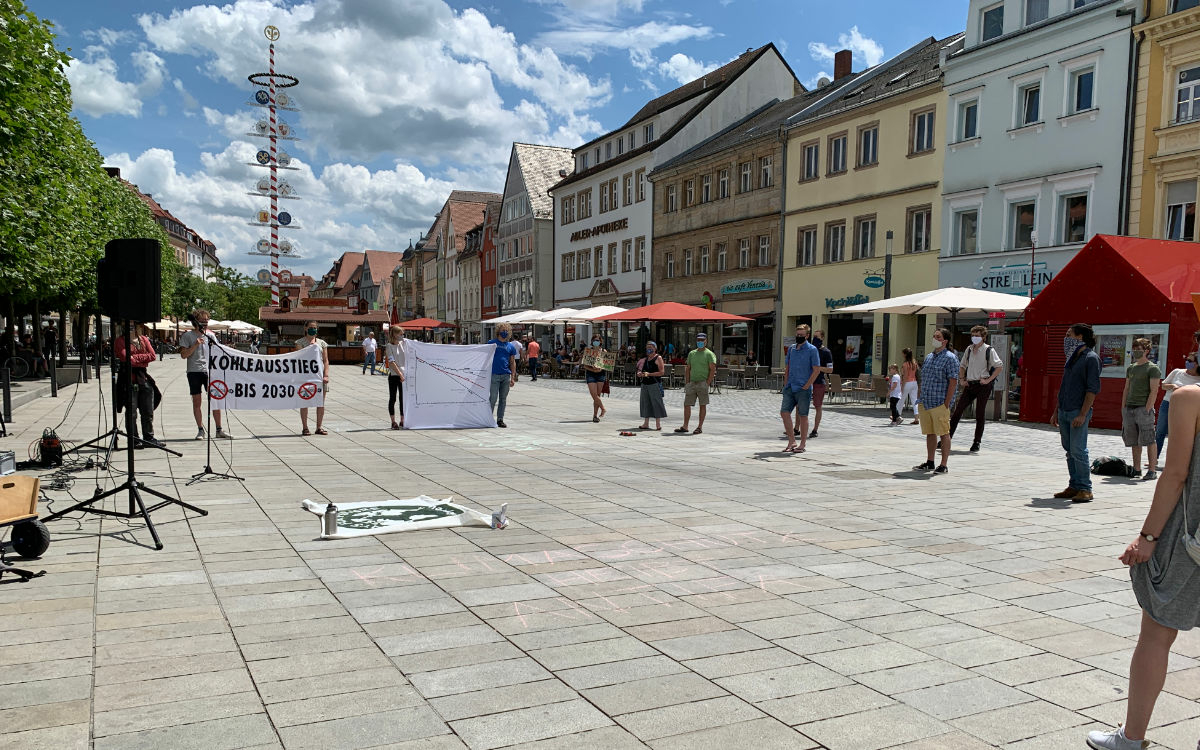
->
xmin=1122 ymin=337 xmax=1161 ymax=480
xmin=675 ymin=333 xmax=716 ymax=434
xmin=782 ymin=324 xmax=821 ymax=453
xmin=914 ymin=328 xmax=958 ymax=474
xmin=178 ymin=309 xmax=228 ymax=439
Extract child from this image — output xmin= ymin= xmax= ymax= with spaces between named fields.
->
xmin=888 ymin=364 xmax=902 ymax=425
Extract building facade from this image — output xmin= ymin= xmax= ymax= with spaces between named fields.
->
xmin=459 ymin=223 xmax=482 ymax=342
xmin=1129 ymin=0 xmax=1200 ymax=241
xmin=781 ymin=37 xmax=960 ymax=376
xmin=358 ymin=250 xmax=404 ymax=311
xmin=940 ymin=0 xmax=1139 ymax=308
xmin=498 ymin=144 xmax=573 ymax=315
xmin=550 ymin=45 xmax=801 ymax=310
xmin=481 ymin=201 xmax=500 ymax=321
xmin=423 ymin=191 xmax=499 ymax=335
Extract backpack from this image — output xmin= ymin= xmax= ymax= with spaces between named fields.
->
xmin=965 ymin=344 xmax=998 ymax=388
xmin=1091 ymin=456 xmax=1135 ymax=477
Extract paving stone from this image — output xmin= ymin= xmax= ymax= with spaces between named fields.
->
xmin=93 ymin=692 xmax=264 ymax=737
xmin=582 ymin=672 xmax=726 ymax=715
xmin=410 ymin=657 xmax=552 ymax=698
xmin=647 ymin=716 xmax=818 ymax=750
xmin=895 ymin=675 xmax=1034 ymax=719
xmin=429 ymin=678 xmax=578 ymax=722
xmin=527 ymin=637 xmax=657 ymax=671
xmin=798 ymin=704 xmax=951 ymax=750
xmin=616 ymin=695 xmax=765 ymax=742
xmin=91 ymin=713 xmax=278 ymax=750
xmin=556 ymin=655 xmax=689 ymax=690
xmin=449 ymin=699 xmax=612 ymax=750
xmin=651 ymin=629 xmax=770 ymax=660
xmin=759 ymin=683 xmax=895 ymax=726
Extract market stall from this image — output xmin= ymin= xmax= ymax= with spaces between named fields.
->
xmin=1021 ymin=235 xmax=1200 ymax=429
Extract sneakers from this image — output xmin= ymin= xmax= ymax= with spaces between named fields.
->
xmin=1072 ymin=490 xmax=1094 ymax=503
xmin=1132 ymin=469 xmax=1143 ymax=478
xmin=933 ymin=465 xmax=949 ymax=474
xmin=913 ymin=460 xmax=935 ymax=472
xmin=216 ymin=427 xmax=231 ymax=439
xmin=1144 ymin=470 xmax=1158 ymax=481
xmin=969 ymin=442 xmax=980 ymax=452
xmin=195 ymin=427 xmax=205 ymax=440
xmin=1086 ymin=726 xmax=1149 ymax=749
xmin=1053 ymin=487 xmax=1078 ymax=499
xmin=809 ymin=429 xmax=818 ymax=438
xmin=497 ymin=420 xmax=507 ymax=428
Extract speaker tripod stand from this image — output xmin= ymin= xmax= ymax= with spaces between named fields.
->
xmin=43 ymin=321 xmax=205 ymax=550
xmin=188 ymin=333 xmax=242 ymax=486
xmin=63 ymin=362 xmax=180 ymax=469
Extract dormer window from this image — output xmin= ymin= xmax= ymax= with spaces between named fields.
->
xmin=981 ymin=3 xmax=1004 ymax=41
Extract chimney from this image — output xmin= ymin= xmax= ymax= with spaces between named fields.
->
xmin=834 ymin=49 xmax=852 ymax=80
xmin=104 ymin=166 xmax=121 ymax=178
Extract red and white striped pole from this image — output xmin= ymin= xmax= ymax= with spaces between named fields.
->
xmin=268 ymin=42 xmax=280 ymax=306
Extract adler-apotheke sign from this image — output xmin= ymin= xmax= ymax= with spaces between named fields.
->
xmin=569 ymin=217 xmax=628 ymax=242
xmin=720 ymin=279 xmax=774 ymax=295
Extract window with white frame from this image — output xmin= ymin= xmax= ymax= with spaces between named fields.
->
xmin=911 ymin=110 xmax=935 ymax=153
xmin=739 ymin=238 xmax=750 ymax=268
xmin=609 ymin=180 xmax=619 ymax=212
xmin=740 ymin=162 xmax=753 ymax=192
xmin=854 ymin=216 xmax=876 ymax=259
xmin=1017 ymin=81 xmax=1041 ymax=126
xmin=717 ymin=242 xmax=727 ymax=271
xmin=700 ymin=245 xmax=710 ymax=273
xmin=829 ymin=134 xmax=847 ymax=173
xmin=759 ymin=155 xmax=773 ymax=188
xmin=981 ymin=3 xmax=1004 ymax=41
xmin=757 ymin=235 xmax=770 ymax=266
xmin=858 ymin=126 xmax=879 ymax=166
xmin=798 ymin=227 xmax=817 ymax=266
xmin=1165 ymin=180 xmax=1197 ymax=240
xmin=701 ymin=174 xmax=712 ymax=202
xmin=605 ymin=142 xmax=612 ymax=160
xmin=954 ymin=209 xmax=979 ymax=255
xmin=579 ymin=152 xmax=589 ymax=170
xmin=624 ymin=174 xmax=633 ymax=206
xmin=594 ymin=147 xmax=600 ymax=164
xmin=1069 ymin=66 xmax=1095 ymax=113
xmin=562 ymin=253 xmax=574 ymax=281
xmin=1061 ymin=193 xmax=1088 ymax=243
xmin=665 ymin=251 xmax=675 ymax=278
xmin=1176 ymin=67 xmax=1200 ymax=123
xmin=958 ymin=98 xmax=979 ymax=140
xmin=825 ymin=223 xmax=846 ymax=263
xmin=578 ymin=189 xmax=592 ymax=219
xmin=600 ymin=184 xmax=609 ymax=213
xmin=907 ymin=206 xmax=932 ymax=253
xmin=636 ymin=169 xmax=646 ymax=201
xmin=1025 ymin=0 xmax=1048 ymax=25
xmin=628 ymin=130 xmax=636 ymax=149
xmin=561 ymin=195 xmax=574 ymax=224
xmin=643 ymin=122 xmax=654 ymax=143
xmin=579 ymin=248 xmax=591 ymax=278
xmin=1010 ymin=201 xmax=1036 ymax=249
xmin=594 ymin=246 xmax=603 ymax=277
xmin=607 ymin=242 xmax=616 ymax=274
xmin=685 ymin=179 xmax=695 ymax=207
xmin=718 ymin=168 xmax=729 ymax=198
xmin=684 ymin=249 xmax=693 ymax=276
xmin=802 ymin=142 xmax=819 ymax=180
xmin=622 ymin=239 xmax=632 ymax=273
xmin=617 ymin=135 xmax=624 ymax=155
xmin=636 ymin=237 xmax=646 ymax=269
xmin=666 ymin=184 xmax=678 ymax=212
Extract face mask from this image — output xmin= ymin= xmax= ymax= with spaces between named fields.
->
xmin=932 ymin=339 xmax=944 ymax=350
xmin=646 ymin=349 xmax=656 ymax=356
xmin=592 ymin=340 xmax=601 ymax=347
xmin=1063 ymin=336 xmax=1083 ymax=359
xmin=696 ymin=341 xmax=705 ymax=348
xmin=306 ymin=328 xmax=318 ymax=336
xmin=795 ymin=335 xmax=806 ymax=344
xmin=1188 ymin=360 xmax=1198 ymax=371
xmin=971 ymin=336 xmax=983 ymax=346
xmin=499 ymin=332 xmax=509 ymax=339
xmin=812 ymin=338 xmax=823 ymax=348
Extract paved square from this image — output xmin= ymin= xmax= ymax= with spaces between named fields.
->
xmin=2 ymin=364 xmax=1196 ymax=749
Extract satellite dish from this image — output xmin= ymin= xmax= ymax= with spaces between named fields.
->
xmin=256 ymin=239 xmax=271 ymax=253
xmin=276 ymin=92 xmax=289 ymax=107
xmin=256 ymin=178 xmax=270 ymax=193
xmin=277 ymin=151 xmax=291 ymax=167
xmin=818 ymin=77 xmax=831 ymax=88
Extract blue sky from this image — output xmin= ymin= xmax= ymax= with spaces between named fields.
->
xmin=32 ymin=0 xmax=969 ymax=279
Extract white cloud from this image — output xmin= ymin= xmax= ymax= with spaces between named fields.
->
xmin=65 ymin=47 xmax=166 ymax=117
xmin=537 ymin=20 xmax=713 ymax=61
xmin=808 ymin=26 xmax=885 ymax=70
xmin=83 ymin=27 xmax=136 ymax=46
xmin=173 ymin=78 xmax=199 ymax=112
xmin=658 ymin=53 xmax=719 ymax=86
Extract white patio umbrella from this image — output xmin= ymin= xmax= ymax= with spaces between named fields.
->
xmin=522 ymin=307 xmax=581 ymax=325
xmin=834 ymin=286 xmax=1031 ymax=333
xmin=206 ymin=320 xmax=232 ymax=332
xmin=562 ymin=305 xmax=629 ymax=323
xmin=488 ymin=309 xmax=544 ymax=324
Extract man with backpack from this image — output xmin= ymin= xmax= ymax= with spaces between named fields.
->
xmin=950 ymin=325 xmax=1004 ymax=453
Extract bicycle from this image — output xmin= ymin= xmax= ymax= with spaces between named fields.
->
xmin=2 ymin=357 xmax=30 ymax=380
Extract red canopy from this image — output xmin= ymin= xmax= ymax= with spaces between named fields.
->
xmin=595 ymin=301 xmax=752 ymax=323
xmin=399 ymin=317 xmax=455 ymax=330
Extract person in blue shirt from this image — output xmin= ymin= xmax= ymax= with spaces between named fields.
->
xmin=486 ymin=323 xmax=518 ymax=428
xmin=914 ymin=328 xmax=959 ymax=474
xmin=1051 ymin=323 xmax=1102 ymax=502
xmin=781 ymin=324 xmax=821 ymax=453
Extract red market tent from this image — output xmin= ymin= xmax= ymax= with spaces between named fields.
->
xmin=398 ymin=317 xmax=455 ymax=330
xmin=1021 ymin=234 xmax=1200 ymax=429
xmin=595 ymin=301 xmax=752 ymax=323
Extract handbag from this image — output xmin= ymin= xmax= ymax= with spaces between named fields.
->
xmin=1183 ymin=492 xmax=1200 ymax=566
xmin=601 ymin=380 xmax=610 ymax=396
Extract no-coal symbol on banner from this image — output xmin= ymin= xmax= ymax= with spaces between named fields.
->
xmin=207 ymin=341 xmax=324 ymax=410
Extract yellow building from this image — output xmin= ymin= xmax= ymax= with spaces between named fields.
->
xmin=1129 ymin=1 xmax=1200 ymax=241
xmin=781 ymin=35 xmax=962 ymax=377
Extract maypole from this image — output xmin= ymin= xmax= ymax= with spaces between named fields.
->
xmin=247 ymin=25 xmax=302 ymax=301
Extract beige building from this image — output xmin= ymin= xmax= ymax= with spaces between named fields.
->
xmin=458 ymin=222 xmax=483 ymax=343
xmin=781 ymin=37 xmax=960 ymax=377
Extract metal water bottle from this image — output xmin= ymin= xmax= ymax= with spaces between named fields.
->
xmin=322 ymin=502 xmax=338 ymax=538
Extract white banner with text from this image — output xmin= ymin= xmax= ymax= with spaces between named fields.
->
xmin=207 ymin=339 xmax=325 ymax=410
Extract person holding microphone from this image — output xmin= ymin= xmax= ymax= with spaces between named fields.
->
xmin=179 ymin=309 xmax=228 ymax=440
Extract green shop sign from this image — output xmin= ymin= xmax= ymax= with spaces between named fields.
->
xmin=720 ymin=279 xmax=775 ymax=295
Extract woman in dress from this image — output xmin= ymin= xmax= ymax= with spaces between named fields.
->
xmin=636 ymin=341 xmax=667 ymax=431
xmin=1086 ymin=383 xmax=1200 ymax=750
xmin=582 ymin=335 xmax=608 ymax=422
xmin=385 ymin=326 xmax=407 ymax=429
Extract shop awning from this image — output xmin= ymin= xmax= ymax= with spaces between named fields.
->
xmin=399 ymin=317 xmax=455 ymax=330
xmin=595 ymin=301 xmax=752 ymax=323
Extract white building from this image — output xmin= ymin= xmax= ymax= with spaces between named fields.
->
xmin=550 ymin=44 xmax=800 ymax=309
xmin=940 ymin=0 xmax=1139 ymax=299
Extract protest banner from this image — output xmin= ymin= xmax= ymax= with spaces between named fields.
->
xmin=206 ymin=339 xmax=325 ymax=410
xmin=581 ymin=349 xmax=616 ymax=371
xmin=403 ymin=341 xmax=496 ymax=429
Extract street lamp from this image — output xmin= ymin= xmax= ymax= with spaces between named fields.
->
xmin=883 ymin=230 xmax=893 ymax=374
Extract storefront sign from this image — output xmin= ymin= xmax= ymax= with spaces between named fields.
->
xmin=569 ymin=217 xmax=628 ymax=242
xmin=977 ymin=261 xmax=1054 ymax=296
xmin=864 ymin=275 xmax=885 ymax=289
xmin=720 ymin=279 xmax=774 ymax=295
xmin=825 ymin=294 xmax=869 ymax=309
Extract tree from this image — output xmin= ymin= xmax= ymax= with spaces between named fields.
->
xmin=210 ymin=267 xmax=268 ymax=325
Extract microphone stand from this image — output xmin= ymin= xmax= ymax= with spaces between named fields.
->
xmin=188 ymin=332 xmax=243 ymax=485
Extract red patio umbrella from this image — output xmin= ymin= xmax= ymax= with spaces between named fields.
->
xmin=398 ymin=317 xmax=455 ymax=330
xmin=594 ymin=301 xmax=752 ymax=323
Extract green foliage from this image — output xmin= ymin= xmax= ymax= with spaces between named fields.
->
xmin=210 ymin=266 xmax=268 ymax=325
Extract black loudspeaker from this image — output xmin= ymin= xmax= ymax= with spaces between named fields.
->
xmin=98 ymin=238 xmax=161 ymax=322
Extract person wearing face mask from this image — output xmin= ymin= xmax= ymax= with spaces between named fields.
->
xmin=385 ymin=326 xmax=408 ymax=429
xmin=1157 ymin=351 xmax=1200 ymax=464
xmin=583 ymin=334 xmax=608 ymax=422
xmin=1122 ymin=338 xmax=1162 ymax=481
xmin=636 ymin=341 xmax=667 ymax=430
xmin=913 ymin=328 xmax=959 ymax=474
xmin=676 ymin=332 xmax=717 ymax=434
xmin=486 ymin=323 xmax=518 ymax=428
xmin=805 ymin=330 xmax=834 ymax=439
xmin=1051 ymin=323 xmax=1101 ymax=501
xmin=781 ymin=324 xmax=821 ymax=453
xmin=296 ymin=321 xmax=331 ymax=435
xmin=949 ymin=325 xmax=1004 ymax=453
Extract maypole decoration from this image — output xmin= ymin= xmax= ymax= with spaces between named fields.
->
xmin=246 ymin=25 xmax=302 ymax=306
